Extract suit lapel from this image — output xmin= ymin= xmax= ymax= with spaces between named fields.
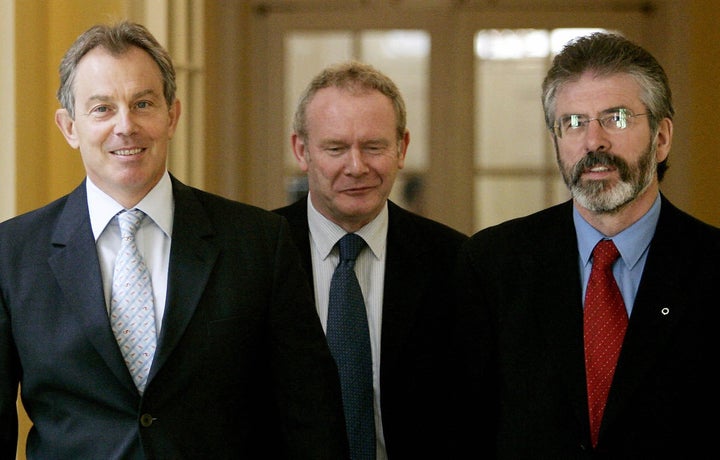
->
xmin=48 ymin=183 xmax=136 ymax=391
xmin=530 ymin=203 xmax=590 ymax=430
xmin=151 ymin=178 xmax=219 ymax=377
xmin=277 ymin=198 xmax=315 ymax=300
xmin=601 ymin=199 xmax=688 ymax=433
xmin=379 ymin=204 xmax=427 ymax=373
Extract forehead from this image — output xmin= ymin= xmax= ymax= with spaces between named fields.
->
xmin=305 ymin=86 xmax=397 ymax=138
xmin=308 ymin=86 xmax=394 ymax=118
xmin=555 ymin=72 xmax=643 ymax=115
xmin=73 ymin=46 xmax=163 ymax=96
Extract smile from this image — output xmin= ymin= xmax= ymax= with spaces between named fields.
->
xmin=112 ymin=148 xmax=144 ymax=156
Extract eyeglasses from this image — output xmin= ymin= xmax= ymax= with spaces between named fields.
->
xmin=552 ymin=108 xmax=648 ymax=139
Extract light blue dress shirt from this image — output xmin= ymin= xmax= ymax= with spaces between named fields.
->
xmin=574 ymin=194 xmax=661 ymax=317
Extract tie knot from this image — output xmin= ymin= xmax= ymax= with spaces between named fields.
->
xmin=592 ymin=239 xmax=620 ymax=270
xmin=117 ymin=208 xmax=145 ymax=239
xmin=338 ymin=233 xmax=366 ymax=262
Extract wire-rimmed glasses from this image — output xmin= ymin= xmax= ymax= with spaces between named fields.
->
xmin=552 ymin=108 xmax=647 ymax=139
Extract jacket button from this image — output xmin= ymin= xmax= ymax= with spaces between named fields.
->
xmin=140 ymin=413 xmax=154 ymax=427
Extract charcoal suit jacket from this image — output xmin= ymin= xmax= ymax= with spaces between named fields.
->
xmin=275 ymin=197 xmax=468 ymax=459
xmin=0 ymin=175 xmax=349 ymax=459
xmin=453 ymin=195 xmax=720 ymax=459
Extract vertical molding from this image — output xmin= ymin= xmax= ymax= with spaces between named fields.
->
xmin=16 ymin=0 xmax=52 ymax=214
xmin=204 ymin=1 xmax=252 ymax=201
xmin=0 ymin=0 xmax=15 ymax=222
xmin=430 ymin=10 xmax=475 ymax=234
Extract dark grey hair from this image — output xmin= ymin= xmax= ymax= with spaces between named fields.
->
xmin=542 ymin=32 xmax=673 ymax=179
xmin=57 ymin=21 xmax=176 ymax=119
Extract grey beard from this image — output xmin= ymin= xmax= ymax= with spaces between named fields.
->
xmin=563 ymin=145 xmax=656 ymax=214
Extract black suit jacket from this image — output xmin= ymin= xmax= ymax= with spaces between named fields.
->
xmin=454 ymin=195 xmax=720 ymax=459
xmin=275 ymin=197 xmax=468 ymax=459
xmin=0 ymin=176 xmax=349 ymax=459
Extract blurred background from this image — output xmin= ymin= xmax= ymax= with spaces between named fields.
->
xmin=4 ymin=1 xmax=719 ymax=456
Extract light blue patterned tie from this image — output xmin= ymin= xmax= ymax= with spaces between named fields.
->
xmin=327 ymin=233 xmax=376 ymax=460
xmin=111 ymin=208 xmax=157 ymax=394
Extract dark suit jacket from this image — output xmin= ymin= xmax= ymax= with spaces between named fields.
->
xmin=454 ymin=195 xmax=720 ymax=459
xmin=274 ymin=197 xmax=468 ymax=459
xmin=0 ymin=176 xmax=349 ymax=459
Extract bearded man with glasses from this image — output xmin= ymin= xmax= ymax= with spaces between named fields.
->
xmin=452 ymin=32 xmax=720 ymax=458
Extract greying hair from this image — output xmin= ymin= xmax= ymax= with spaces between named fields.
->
xmin=542 ymin=32 xmax=673 ymax=179
xmin=57 ymin=21 xmax=176 ymax=119
xmin=293 ymin=60 xmax=407 ymax=142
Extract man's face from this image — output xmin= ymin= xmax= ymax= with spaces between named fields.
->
xmin=553 ymin=72 xmax=671 ymax=213
xmin=55 ymin=46 xmax=180 ymax=208
xmin=292 ymin=86 xmax=408 ymax=231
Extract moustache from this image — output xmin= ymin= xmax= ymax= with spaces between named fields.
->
xmin=571 ymin=151 xmax=627 ymax=182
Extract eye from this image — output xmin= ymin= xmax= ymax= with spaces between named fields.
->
xmin=323 ymin=145 xmax=347 ymax=156
xmin=604 ymin=111 xmax=628 ymax=129
xmin=364 ymin=146 xmax=385 ymax=155
xmin=87 ymin=104 xmax=115 ymax=119
xmin=135 ymin=100 xmax=154 ymax=110
xmin=561 ymin=115 xmax=585 ymax=130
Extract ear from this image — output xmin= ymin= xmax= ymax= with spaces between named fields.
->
xmin=655 ymin=117 xmax=673 ymax=163
xmin=397 ymin=129 xmax=410 ymax=169
xmin=167 ymin=99 xmax=181 ymax=138
xmin=291 ymin=133 xmax=310 ymax=172
xmin=55 ymin=108 xmax=79 ymax=149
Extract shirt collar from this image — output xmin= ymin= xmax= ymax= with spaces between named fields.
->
xmin=574 ymin=193 xmax=661 ymax=270
xmin=306 ymin=192 xmax=388 ymax=261
xmin=87 ymin=171 xmax=174 ymax=241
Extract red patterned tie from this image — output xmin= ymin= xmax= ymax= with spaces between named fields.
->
xmin=584 ymin=239 xmax=627 ymax=448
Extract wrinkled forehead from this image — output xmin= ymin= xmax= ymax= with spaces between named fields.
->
xmin=554 ymin=72 xmax=643 ymax=116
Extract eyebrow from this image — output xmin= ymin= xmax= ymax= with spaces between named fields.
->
xmin=561 ymin=106 xmax=628 ymax=117
xmin=84 ymin=89 xmax=160 ymax=104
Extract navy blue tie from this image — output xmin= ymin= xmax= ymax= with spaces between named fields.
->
xmin=327 ymin=233 xmax=376 ymax=460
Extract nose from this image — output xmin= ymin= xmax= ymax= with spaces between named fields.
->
xmin=583 ymin=118 xmax=611 ymax=152
xmin=345 ymin=146 xmax=369 ymax=175
xmin=113 ymin=108 xmax=138 ymax=136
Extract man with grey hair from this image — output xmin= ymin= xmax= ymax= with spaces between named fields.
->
xmin=453 ymin=32 xmax=720 ymax=458
xmin=276 ymin=61 xmax=467 ymax=459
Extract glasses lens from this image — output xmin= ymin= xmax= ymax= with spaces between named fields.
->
xmin=555 ymin=109 xmax=646 ymax=139
xmin=608 ymin=110 xmax=628 ymax=130
xmin=555 ymin=114 xmax=584 ymax=138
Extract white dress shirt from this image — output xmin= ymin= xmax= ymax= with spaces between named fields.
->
xmin=88 ymin=172 xmax=174 ymax=334
xmin=306 ymin=194 xmax=389 ymax=460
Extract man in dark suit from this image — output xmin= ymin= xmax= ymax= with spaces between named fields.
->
xmin=0 ymin=21 xmax=348 ymax=459
xmin=454 ymin=32 xmax=720 ymax=458
xmin=274 ymin=61 xmax=468 ymax=459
